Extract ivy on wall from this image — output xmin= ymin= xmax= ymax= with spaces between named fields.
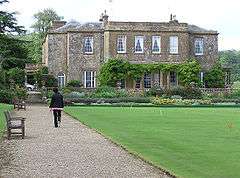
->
xmin=98 ymin=58 xmax=202 ymax=87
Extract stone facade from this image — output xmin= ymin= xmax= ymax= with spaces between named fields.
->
xmin=42 ymin=13 xmax=218 ymax=89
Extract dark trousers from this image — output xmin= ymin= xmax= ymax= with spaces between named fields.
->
xmin=53 ymin=110 xmax=61 ymax=127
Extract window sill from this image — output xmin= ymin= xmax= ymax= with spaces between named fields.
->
xmin=117 ymin=52 xmax=127 ymax=54
xmin=83 ymin=53 xmax=94 ymax=55
xmin=134 ymin=52 xmax=144 ymax=54
xmin=195 ymin=54 xmax=204 ymax=56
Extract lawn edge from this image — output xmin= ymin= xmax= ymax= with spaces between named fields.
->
xmin=64 ymin=109 xmax=179 ymax=178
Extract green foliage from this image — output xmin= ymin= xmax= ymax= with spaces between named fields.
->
xmin=44 ymin=75 xmax=58 ymax=87
xmin=15 ymin=85 xmax=27 ymax=100
xmin=1 ymin=56 xmax=26 ymax=70
xmin=178 ymin=60 xmax=201 ymax=86
xmin=0 ymin=89 xmax=14 ymax=103
xmin=91 ymin=86 xmax=128 ymax=98
xmin=99 ymin=59 xmax=129 ymax=87
xmin=205 ymin=63 xmax=225 ymax=88
xmin=0 ymin=69 xmax=7 ymax=89
xmin=165 ymin=86 xmax=203 ymax=99
xmin=19 ymin=33 xmax=43 ymax=63
xmin=31 ymin=8 xmax=63 ymax=36
xmin=6 ymin=67 xmax=25 ymax=86
xmin=99 ymin=58 xmax=201 ymax=87
xmin=67 ymin=80 xmax=81 ymax=87
xmin=145 ymin=84 xmax=164 ymax=97
xmin=219 ymin=50 xmax=240 ymax=82
xmin=151 ymin=97 xmax=176 ymax=105
xmin=0 ymin=0 xmax=25 ymax=34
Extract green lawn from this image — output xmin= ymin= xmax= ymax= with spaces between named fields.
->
xmin=65 ymin=106 xmax=240 ymax=178
xmin=0 ymin=103 xmax=13 ymax=137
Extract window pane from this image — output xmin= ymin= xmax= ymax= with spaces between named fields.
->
xmin=144 ymin=73 xmax=151 ymax=88
xmin=195 ymin=38 xmax=203 ymax=55
xmin=152 ymin=36 xmax=161 ymax=53
xmin=135 ymin=36 xmax=144 ymax=53
xmin=170 ymin=36 xmax=178 ymax=54
xmin=117 ymin=36 xmax=126 ymax=53
xmin=85 ymin=71 xmax=95 ymax=88
xmin=170 ymin=71 xmax=177 ymax=85
xmin=135 ymin=78 xmax=141 ymax=89
xmin=84 ymin=37 xmax=93 ymax=53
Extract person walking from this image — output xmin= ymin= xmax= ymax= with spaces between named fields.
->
xmin=49 ymin=88 xmax=64 ymax=128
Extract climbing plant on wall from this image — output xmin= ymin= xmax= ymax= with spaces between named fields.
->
xmin=98 ymin=58 xmax=201 ymax=87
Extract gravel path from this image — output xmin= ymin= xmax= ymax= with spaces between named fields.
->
xmin=0 ymin=105 xmax=171 ymax=178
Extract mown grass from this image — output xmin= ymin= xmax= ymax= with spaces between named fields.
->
xmin=65 ymin=106 xmax=240 ymax=178
xmin=0 ymin=103 xmax=13 ymax=137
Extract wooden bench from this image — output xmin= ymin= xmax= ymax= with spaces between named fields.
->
xmin=4 ymin=111 xmax=25 ymax=139
xmin=13 ymin=99 xmax=26 ymax=111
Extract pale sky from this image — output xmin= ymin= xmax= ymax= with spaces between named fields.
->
xmin=2 ymin=0 xmax=240 ymax=50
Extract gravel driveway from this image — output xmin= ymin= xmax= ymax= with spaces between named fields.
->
xmin=0 ymin=105 xmax=171 ymax=178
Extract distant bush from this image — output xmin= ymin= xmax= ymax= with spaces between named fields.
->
xmin=64 ymin=97 xmax=151 ymax=104
xmin=67 ymin=80 xmax=82 ymax=87
xmin=151 ymin=97 xmax=176 ymax=105
xmin=165 ymin=86 xmax=202 ymax=99
xmin=64 ymin=91 xmax=85 ymax=99
xmin=0 ymin=90 xmax=14 ymax=104
xmin=145 ymin=85 xmax=164 ymax=97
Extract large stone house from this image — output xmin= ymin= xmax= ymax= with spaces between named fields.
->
xmin=42 ymin=12 xmax=219 ymax=89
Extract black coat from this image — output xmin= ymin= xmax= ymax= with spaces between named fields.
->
xmin=49 ymin=92 xmax=64 ymax=108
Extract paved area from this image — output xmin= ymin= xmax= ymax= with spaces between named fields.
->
xmin=0 ymin=105 xmax=171 ymax=178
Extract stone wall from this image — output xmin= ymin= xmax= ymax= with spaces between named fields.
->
xmin=189 ymin=34 xmax=218 ymax=70
xmin=67 ymin=32 xmax=103 ymax=85
xmin=47 ymin=33 xmax=67 ymax=77
xmin=106 ymin=31 xmax=190 ymax=64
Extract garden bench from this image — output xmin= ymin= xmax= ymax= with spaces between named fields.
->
xmin=13 ymin=99 xmax=26 ymax=111
xmin=4 ymin=111 xmax=25 ymax=139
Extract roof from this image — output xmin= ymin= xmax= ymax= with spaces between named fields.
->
xmin=188 ymin=24 xmax=218 ymax=34
xmin=53 ymin=20 xmax=103 ymax=32
xmin=51 ymin=20 xmax=217 ymax=35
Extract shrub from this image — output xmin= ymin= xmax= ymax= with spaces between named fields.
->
xmin=0 ymin=90 xmax=14 ymax=103
xmin=64 ymin=97 xmax=151 ymax=104
xmin=6 ymin=67 xmax=25 ymax=86
xmin=44 ymin=75 xmax=58 ymax=87
xmin=205 ymin=63 xmax=225 ymax=88
xmin=165 ymin=86 xmax=202 ymax=99
xmin=64 ymin=91 xmax=85 ymax=99
xmin=67 ymin=80 xmax=82 ymax=87
xmin=151 ymin=97 xmax=176 ymax=105
xmin=15 ymin=86 xmax=27 ymax=100
xmin=146 ymin=85 xmax=164 ymax=97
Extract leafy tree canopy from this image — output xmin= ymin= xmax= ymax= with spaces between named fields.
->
xmin=0 ymin=0 xmax=25 ymax=34
xmin=31 ymin=8 xmax=63 ymax=36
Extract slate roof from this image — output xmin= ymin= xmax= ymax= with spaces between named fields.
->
xmin=54 ymin=20 xmax=102 ymax=32
xmin=188 ymin=24 xmax=217 ymax=34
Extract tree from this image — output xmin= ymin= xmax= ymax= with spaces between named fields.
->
xmin=204 ymin=63 xmax=225 ymax=88
xmin=31 ymin=8 xmax=63 ymax=36
xmin=219 ymin=50 xmax=240 ymax=82
xmin=0 ymin=0 xmax=25 ymax=34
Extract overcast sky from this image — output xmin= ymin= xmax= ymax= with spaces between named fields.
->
xmin=2 ymin=0 xmax=240 ymax=50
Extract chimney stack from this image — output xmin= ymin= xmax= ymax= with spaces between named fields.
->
xmin=49 ymin=20 xmax=67 ymax=31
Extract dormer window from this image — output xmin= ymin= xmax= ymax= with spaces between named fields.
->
xmin=84 ymin=36 xmax=93 ymax=54
xmin=152 ymin=36 xmax=161 ymax=53
xmin=195 ymin=38 xmax=204 ymax=55
xmin=169 ymin=36 xmax=178 ymax=54
xmin=135 ymin=36 xmax=144 ymax=53
xmin=117 ymin=35 xmax=126 ymax=53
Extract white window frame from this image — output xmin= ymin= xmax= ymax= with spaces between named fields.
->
xmin=195 ymin=38 xmax=204 ymax=55
xmin=117 ymin=35 xmax=126 ymax=53
xmin=58 ymin=73 xmax=65 ymax=88
xmin=84 ymin=36 xmax=93 ymax=54
xmin=152 ymin=36 xmax=161 ymax=54
xmin=144 ymin=73 xmax=151 ymax=88
xmin=84 ymin=71 xmax=96 ymax=88
xmin=135 ymin=36 xmax=144 ymax=53
xmin=169 ymin=36 xmax=178 ymax=54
